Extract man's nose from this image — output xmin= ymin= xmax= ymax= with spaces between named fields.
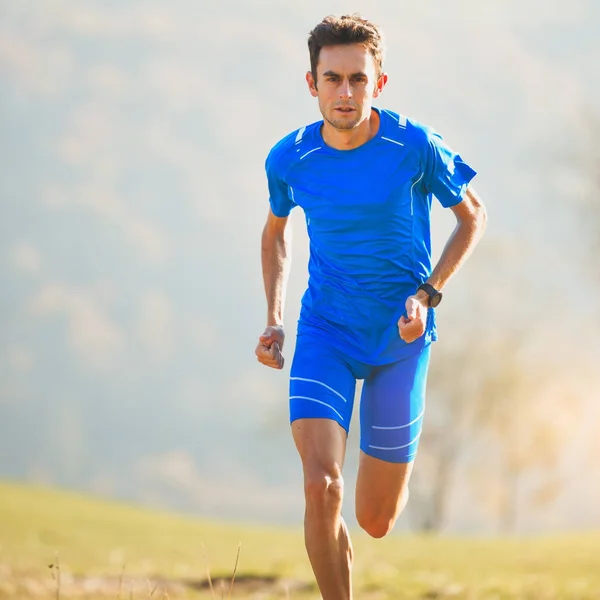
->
xmin=338 ymin=79 xmax=352 ymax=99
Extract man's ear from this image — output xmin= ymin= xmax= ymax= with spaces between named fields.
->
xmin=306 ymin=71 xmax=319 ymax=97
xmin=373 ymin=72 xmax=388 ymax=99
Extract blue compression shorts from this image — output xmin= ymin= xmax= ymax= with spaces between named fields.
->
xmin=289 ymin=331 xmax=431 ymax=463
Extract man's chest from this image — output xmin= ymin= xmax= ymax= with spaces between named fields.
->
xmin=287 ymin=151 xmax=423 ymax=222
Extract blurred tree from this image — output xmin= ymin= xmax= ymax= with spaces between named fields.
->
xmin=472 ymin=337 xmax=580 ymax=533
xmin=577 ymin=114 xmax=600 ymax=476
xmin=410 ymin=328 xmax=581 ymax=534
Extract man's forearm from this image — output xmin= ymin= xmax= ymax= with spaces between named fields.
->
xmin=261 ymin=228 xmax=292 ymax=326
xmin=427 ymin=206 xmax=487 ymax=292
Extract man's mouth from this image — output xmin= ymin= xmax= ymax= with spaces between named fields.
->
xmin=335 ymin=106 xmax=355 ymax=113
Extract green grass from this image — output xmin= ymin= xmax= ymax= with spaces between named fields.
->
xmin=0 ymin=480 xmax=599 ymax=599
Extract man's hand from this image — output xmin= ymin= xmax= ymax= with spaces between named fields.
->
xmin=398 ymin=295 xmax=428 ymax=343
xmin=255 ymin=325 xmax=285 ymax=369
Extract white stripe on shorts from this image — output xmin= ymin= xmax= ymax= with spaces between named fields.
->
xmin=371 ymin=409 xmax=425 ymax=430
xmin=289 ymin=396 xmax=345 ymax=422
xmin=368 ymin=431 xmax=422 ymax=452
xmin=290 ymin=377 xmax=348 ymax=403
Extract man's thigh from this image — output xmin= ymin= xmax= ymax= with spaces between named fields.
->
xmin=289 ymin=333 xmax=358 ymax=434
xmin=355 ymin=344 xmax=431 ymax=530
xmin=359 ymin=343 xmax=432 ymax=463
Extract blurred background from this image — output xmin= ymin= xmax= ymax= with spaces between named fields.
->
xmin=1 ymin=0 xmax=599 ymax=536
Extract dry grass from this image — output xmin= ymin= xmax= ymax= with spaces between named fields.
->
xmin=1 ymin=481 xmax=599 ymax=599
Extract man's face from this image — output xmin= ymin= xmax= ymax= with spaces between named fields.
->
xmin=306 ymin=43 xmax=386 ymax=131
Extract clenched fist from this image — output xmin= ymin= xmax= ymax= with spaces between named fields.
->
xmin=255 ymin=325 xmax=286 ymax=369
xmin=398 ymin=295 xmax=428 ymax=343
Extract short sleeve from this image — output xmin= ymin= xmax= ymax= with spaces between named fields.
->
xmin=265 ymin=149 xmax=296 ymax=218
xmin=424 ymin=131 xmax=477 ymax=208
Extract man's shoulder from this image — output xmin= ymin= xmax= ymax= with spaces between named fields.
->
xmin=266 ymin=120 xmax=323 ymax=171
xmin=379 ymin=108 xmax=436 ymax=148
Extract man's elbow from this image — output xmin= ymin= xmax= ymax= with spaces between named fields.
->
xmin=466 ymin=186 xmax=488 ymax=233
xmin=475 ymin=199 xmax=488 ymax=233
xmin=261 ymin=225 xmax=277 ymax=252
xmin=262 ymin=222 xmax=288 ymax=252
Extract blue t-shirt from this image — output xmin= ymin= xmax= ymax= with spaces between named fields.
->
xmin=265 ymin=107 xmax=476 ymax=365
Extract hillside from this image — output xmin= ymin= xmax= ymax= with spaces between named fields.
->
xmin=1 ymin=481 xmax=600 ymax=599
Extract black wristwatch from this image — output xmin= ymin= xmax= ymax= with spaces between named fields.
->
xmin=417 ymin=283 xmax=443 ymax=308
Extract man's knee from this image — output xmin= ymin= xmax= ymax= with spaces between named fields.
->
xmin=304 ymin=469 xmax=345 ymax=514
xmin=356 ymin=489 xmax=409 ymax=539
xmin=356 ymin=509 xmax=396 ymax=539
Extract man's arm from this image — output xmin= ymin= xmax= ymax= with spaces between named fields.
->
xmin=399 ymin=186 xmax=487 ymax=342
xmin=256 ymin=209 xmax=293 ymax=369
xmin=261 ymin=208 xmax=293 ymax=326
xmin=415 ymin=186 xmax=487 ymax=307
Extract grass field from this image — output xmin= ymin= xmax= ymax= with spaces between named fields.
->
xmin=0 ymin=481 xmax=599 ymax=599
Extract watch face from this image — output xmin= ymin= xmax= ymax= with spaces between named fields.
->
xmin=430 ymin=293 xmax=442 ymax=308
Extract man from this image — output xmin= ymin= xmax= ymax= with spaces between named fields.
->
xmin=255 ymin=14 xmax=487 ymax=600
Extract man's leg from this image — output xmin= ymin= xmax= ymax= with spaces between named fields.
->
xmin=355 ymin=454 xmax=413 ymax=538
xmin=292 ymin=419 xmax=353 ymax=600
xmin=356 ymin=344 xmax=431 ymax=537
xmin=289 ymin=334 xmax=358 ymax=600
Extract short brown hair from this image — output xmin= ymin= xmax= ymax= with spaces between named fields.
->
xmin=307 ymin=14 xmax=385 ymax=83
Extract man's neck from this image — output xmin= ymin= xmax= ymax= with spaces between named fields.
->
xmin=321 ymin=109 xmax=380 ymax=151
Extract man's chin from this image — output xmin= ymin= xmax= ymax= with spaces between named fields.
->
xmin=326 ymin=117 xmax=361 ymax=130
